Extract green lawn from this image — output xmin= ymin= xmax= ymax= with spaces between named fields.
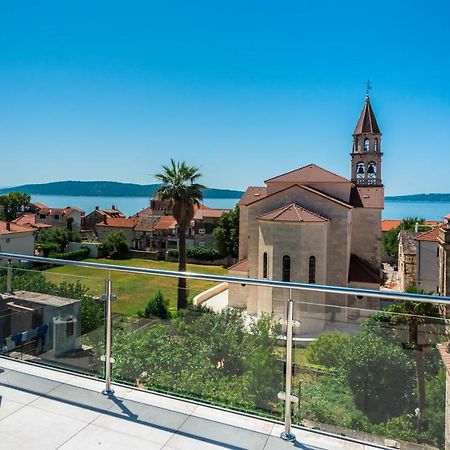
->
xmin=45 ymin=258 xmax=228 ymax=315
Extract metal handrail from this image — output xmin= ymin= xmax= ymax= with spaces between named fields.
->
xmin=1 ymin=251 xmax=450 ymax=305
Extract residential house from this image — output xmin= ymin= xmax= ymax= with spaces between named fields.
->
xmin=416 ymin=227 xmax=441 ymax=293
xmin=0 ymin=221 xmax=35 ymax=262
xmin=83 ymin=206 xmax=125 ymax=231
xmin=229 ymin=95 xmax=384 ymax=334
xmin=12 ymin=214 xmax=53 ymax=232
xmin=36 ymin=207 xmax=84 ymax=232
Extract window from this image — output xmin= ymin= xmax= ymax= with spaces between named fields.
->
xmin=308 ymin=256 xmax=316 ymax=284
xmin=367 ymin=162 xmax=377 ymax=179
xmin=39 ymin=214 xmax=46 ymax=219
xmin=364 ymin=138 xmax=370 ymax=152
xmin=54 ymin=215 xmax=60 ymax=220
xmin=282 ymin=255 xmax=290 ymax=282
xmin=356 ymin=162 xmax=365 ymax=179
xmin=374 ymin=138 xmax=379 ymax=152
xmin=5 ymin=238 xmax=10 ymax=244
xmin=263 ymin=252 xmax=268 ymax=278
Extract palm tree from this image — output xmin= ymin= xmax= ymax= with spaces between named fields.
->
xmin=155 ymin=159 xmax=205 ymax=309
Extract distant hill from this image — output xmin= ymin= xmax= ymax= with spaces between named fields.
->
xmin=0 ymin=181 xmax=244 ymax=199
xmin=386 ymin=193 xmax=450 ymax=202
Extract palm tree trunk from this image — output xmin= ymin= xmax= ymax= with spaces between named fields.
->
xmin=177 ymin=227 xmax=188 ymax=309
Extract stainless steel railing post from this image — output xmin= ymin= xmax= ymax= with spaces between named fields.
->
xmin=102 ymin=274 xmax=114 ymax=396
xmin=6 ymin=259 xmax=12 ymax=293
xmin=280 ymin=295 xmax=296 ymax=442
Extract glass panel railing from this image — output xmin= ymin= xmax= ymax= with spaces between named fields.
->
xmin=292 ymin=294 xmax=448 ymax=450
xmin=110 ymin=274 xmax=285 ymax=420
xmin=0 ymin=265 xmax=105 ymax=377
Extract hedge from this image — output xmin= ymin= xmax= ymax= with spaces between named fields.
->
xmin=167 ymin=247 xmax=222 ymax=261
xmin=36 ymin=242 xmax=60 ymax=257
xmin=49 ymin=247 xmax=90 ymax=261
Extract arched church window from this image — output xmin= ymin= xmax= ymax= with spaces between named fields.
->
xmin=263 ymin=252 xmax=268 ymax=279
xmin=356 ymin=162 xmax=365 ymax=179
xmin=364 ymin=138 xmax=370 ymax=152
xmin=374 ymin=138 xmax=379 ymax=152
xmin=282 ymin=255 xmax=291 ymax=282
xmin=308 ymin=256 xmax=316 ymax=284
xmin=367 ymin=162 xmax=377 ymax=179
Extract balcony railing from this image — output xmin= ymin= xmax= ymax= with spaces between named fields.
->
xmin=0 ymin=251 xmax=449 ymax=449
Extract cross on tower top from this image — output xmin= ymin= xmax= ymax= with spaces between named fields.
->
xmin=366 ymin=80 xmax=372 ymax=96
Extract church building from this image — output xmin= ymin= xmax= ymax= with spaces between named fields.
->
xmin=228 ymin=95 xmax=385 ymax=333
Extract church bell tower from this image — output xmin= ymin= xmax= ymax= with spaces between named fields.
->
xmin=351 ymin=95 xmax=383 ymax=187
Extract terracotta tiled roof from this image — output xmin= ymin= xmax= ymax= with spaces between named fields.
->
xmin=0 ymin=221 xmax=34 ymax=235
xmin=265 ymin=164 xmax=350 ymax=184
xmin=30 ymin=202 xmax=48 ymax=210
xmin=381 ymin=220 xmax=402 ymax=232
xmin=38 ymin=206 xmax=83 ymax=217
xmin=228 ymin=258 xmax=248 ymax=273
xmin=96 ymin=218 xmax=139 ymax=229
xmin=131 ymin=206 xmax=154 ymax=218
xmin=241 ymin=184 xmax=352 ymax=209
xmin=353 ymin=96 xmax=381 ymax=135
xmin=350 ymin=186 xmax=384 ymax=209
xmin=13 ymin=214 xmax=52 ymax=229
xmin=134 ymin=218 xmax=157 ymax=232
xmin=238 ymin=187 xmax=268 ymax=206
xmin=348 ymin=254 xmax=381 ymax=284
xmin=258 ymin=203 xmax=329 ymax=223
xmin=154 ymin=216 xmax=177 ymax=231
xmin=416 ymin=227 xmax=441 ymax=242
xmin=193 ymin=208 xmax=229 ymax=220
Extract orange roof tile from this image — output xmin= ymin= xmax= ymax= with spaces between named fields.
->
xmin=96 ymin=218 xmax=139 ymax=228
xmin=13 ymin=214 xmax=52 ymax=229
xmin=0 ymin=221 xmax=34 ymax=235
xmin=154 ymin=216 xmax=177 ymax=230
xmin=238 ymin=187 xmax=268 ymax=206
xmin=381 ymin=220 xmax=402 ymax=232
xmin=265 ymin=164 xmax=351 ymax=184
xmin=416 ymin=227 xmax=441 ymax=242
xmin=193 ymin=208 xmax=229 ymax=220
xmin=258 ymin=203 xmax=329 ymax=223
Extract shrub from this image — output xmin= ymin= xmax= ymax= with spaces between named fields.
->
xmin=102 ymin=231 xmax=129 ymax=258
xmin=37 ymin=242 xmax=60 ymax=257
xmin=37 ymin=227 xmax=73 ymax=251
xmin=140 ymin=290 xmax=170 ymax=320
xmin=167 ymin=247 xmax=222 ymax=261
xmin=49 ymin=247 xmax=90 ymax=260
xmin=305 ymin=331 xmax=350 ymax=368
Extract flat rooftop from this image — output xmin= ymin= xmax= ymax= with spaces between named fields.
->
xmin=0 ymin=357 xmax=389 ymax=450
xmin=1 ymin=290 xmax=80 ymax=308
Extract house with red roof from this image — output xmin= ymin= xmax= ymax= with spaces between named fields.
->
xmin=83 ymin=205 xmax=125 ymax=230
xmin=35 ymin=206 xmax=84 ymax=232
xmin=0 ymin=220 xmax=35 ymax=262
xmin=229 ymin=95 xmax=385 ymax=333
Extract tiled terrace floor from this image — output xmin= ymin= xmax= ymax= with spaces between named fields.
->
xmin=0 ymin=357 xmax=388 ymax=450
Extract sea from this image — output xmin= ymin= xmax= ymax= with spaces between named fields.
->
xmin=30 ymin=195 xmax=450 ymax=222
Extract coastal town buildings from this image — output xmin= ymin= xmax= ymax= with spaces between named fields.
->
xmin=82 ymin=205 xmax=125 ymax=230
xmin=0 ymin=221 xmax=35 ymax=263
xmin=229 ymin=95 xmax=384 ymax=333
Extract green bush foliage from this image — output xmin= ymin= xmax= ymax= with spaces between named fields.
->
xmin=37 ymin=227 xmax=73 ymax=252
xmin=167 ymin=247 xmax=222 ymax=261
xmin=139 ymin=290 xmax=170 ymax=320
xmin=49 ymin=247 xmax=90 ymax=260
xmin=36 ymin=242 xmax=60 ymax=256
xmin=111 ymin=308 xmax=282 ymax=413
xmin=213 ymin=206 xmax=239 ymax=258
xmin=101 ymin=231 xmax=129 ymax=258
xmin=305 ymin=331 xmax=349 ymax=368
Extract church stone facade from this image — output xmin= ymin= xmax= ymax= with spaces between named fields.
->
xmin=229 ymin=96 xmax=385 ymax=333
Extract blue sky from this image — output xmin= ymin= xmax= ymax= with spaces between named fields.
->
xmin=0 ymin=1 xmax=449 ymax=195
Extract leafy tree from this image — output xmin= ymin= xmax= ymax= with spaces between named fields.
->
xmin=139 ymin=290 xmax=170 ymax=319
xmin=383 ymin=217 xmax=427 ymax=258
xmin=37 ymin=227 xmax=72 ymax=251
xmin=380 ymin=287 xmax=445 ymax=430
xmin=66 ymin=216 xmax=74 ymax=231
xmin=305 ymin=331 xmax=349 ymax=368
xmin=154 ymin=159 xmax=205 ymax=309
xmin=339 ymin=325 xmax=416 ymax=423
xmin=213 ymin=206 xmax=239 ymax=259
xmin=0 ymin=192 xmax=31 ymax=222
xmin=102 ymin=231 xmax=129 ymax=259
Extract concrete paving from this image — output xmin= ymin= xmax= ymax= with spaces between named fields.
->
xmin=0 ymin=357 xmax=388 ymax=450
